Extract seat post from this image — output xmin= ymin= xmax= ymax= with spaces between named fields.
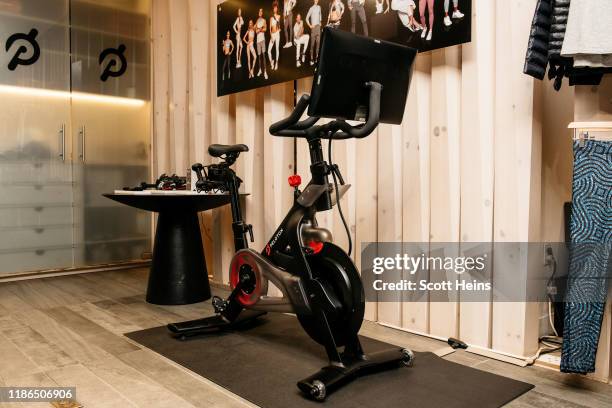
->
xmin=223 ymin=169 xmax=248 ymax=252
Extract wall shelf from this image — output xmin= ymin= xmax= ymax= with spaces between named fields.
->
xmin=568 ymin=122 xmax=612 ymax=142
xmin=568 ymin=121 xmax=612 ymax=130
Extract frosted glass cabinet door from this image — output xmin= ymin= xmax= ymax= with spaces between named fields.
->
xmin=70 ymin=0 xmax=151 ymax=266
xmin=0 ymin=0 xmax=74 ymax=274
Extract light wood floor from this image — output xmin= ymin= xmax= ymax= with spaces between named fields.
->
xmin=0 ymin=268 xmax=610 ymax=408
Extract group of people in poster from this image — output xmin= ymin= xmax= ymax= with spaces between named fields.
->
xmin=391 ymin=0 xmax=464 ymax=38
xmin=221 ymin=0 xmax=465 ymax=81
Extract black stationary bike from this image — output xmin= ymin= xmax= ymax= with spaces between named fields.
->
xmin=168 ymin=82 xmax=415 ymax=401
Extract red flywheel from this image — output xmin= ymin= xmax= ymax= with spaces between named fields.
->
xmin=229 ymin=251 xmax=267 ymax=307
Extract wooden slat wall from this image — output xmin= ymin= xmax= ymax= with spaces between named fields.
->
xmin=401 ymin=55 xmax=432 ymax=334
xmin=459 ymin=0 xmax=495 ymax=349
xmin=428 ymin=47 xmax=461 ymax=339
xmin=151 ymin=0 xmax=549 ymax=358
xmin=491 ymin=0 xmax=541 ymax=358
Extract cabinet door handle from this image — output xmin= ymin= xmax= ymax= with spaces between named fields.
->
xmin=79 ymin=126 xmax=86 ymax=162
xmin=59 ymin=124 xmax=66 ymax=161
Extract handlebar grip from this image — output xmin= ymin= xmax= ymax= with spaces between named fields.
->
xmin=269 ymin=94 xmax=311 ymax=135
xmin=271 ymin=129 xmax=311 ymax=137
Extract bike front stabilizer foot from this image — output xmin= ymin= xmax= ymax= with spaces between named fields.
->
xmin=297 ymin=347 xmax=414 ymax=401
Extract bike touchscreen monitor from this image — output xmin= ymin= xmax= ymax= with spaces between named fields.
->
xmin=308 ymin=28 xmax=417 ymax=126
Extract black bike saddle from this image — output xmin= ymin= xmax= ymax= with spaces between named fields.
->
xmin=208 ymin=144 xmax=249 ymax=158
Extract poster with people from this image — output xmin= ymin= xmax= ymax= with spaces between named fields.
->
xmin=217 ymin=0 xmax=471 ymax=96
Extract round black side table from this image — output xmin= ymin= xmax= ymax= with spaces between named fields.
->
xmin=104 ymin=192 xmax=232 ymax=305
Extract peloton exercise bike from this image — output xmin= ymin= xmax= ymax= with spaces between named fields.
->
xmin=168 ymin=28 xmax=418 ymax=401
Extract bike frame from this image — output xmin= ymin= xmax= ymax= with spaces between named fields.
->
xmin=225 ymin=136 xmax=340 ymax=281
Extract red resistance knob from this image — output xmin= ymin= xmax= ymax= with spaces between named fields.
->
xmin=288 ymin=174 xmax=302 ymax=188
xmin=307 ymin=241 xmax=324 ymax=254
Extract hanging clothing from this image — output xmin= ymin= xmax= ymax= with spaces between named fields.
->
xmin=524 ymin=0 xmax=555 ymax=80
xmin=546 ymin=0 xmax=573 ymax=89
xmin=572 ymin=55 xmax=612 ymax=69
xmin=561 ymin=140 xmax=612 ymax=374
xmin=523 ymin=0 xmax=609 ymax=90
xmin=548 ymin=0 xmax=570 ymax=58
xmin=561 ymin=0 xmax=612 ymax=66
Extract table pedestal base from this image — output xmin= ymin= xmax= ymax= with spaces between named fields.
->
xmin=147 ymin=211 xmax=211 ymax=305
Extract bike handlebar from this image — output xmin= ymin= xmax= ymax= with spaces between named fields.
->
xmin=268 ymin=94 xmax=313 ymax=134
xmin=269 ymin=82 xmax=383 ymax=140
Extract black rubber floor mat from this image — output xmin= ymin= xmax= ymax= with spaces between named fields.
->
xmin=126 ymin=314 xmax=533 ymax=408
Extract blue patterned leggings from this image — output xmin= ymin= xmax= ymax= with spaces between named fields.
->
xmin=561 ymin=140 xmax=612 ymax=374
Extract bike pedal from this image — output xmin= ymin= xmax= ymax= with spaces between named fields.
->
xmin=212 ymin=296 xmax=228 ymax=313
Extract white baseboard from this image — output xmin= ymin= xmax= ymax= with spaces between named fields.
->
xmin=378 ymin=321 xmax=530 ymax=366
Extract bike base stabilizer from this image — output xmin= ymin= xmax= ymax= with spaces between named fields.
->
xmin=297 ymin=347 xmax=414 ymax=401
xmin=167 ymin=309 xmax=266 ymax=340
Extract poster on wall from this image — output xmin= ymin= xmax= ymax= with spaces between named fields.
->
xmin=217 ymin=0 xmax=472 ymax=96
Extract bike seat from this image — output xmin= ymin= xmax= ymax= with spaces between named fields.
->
xmin=208 ymin=144 xmax=249 ymax=158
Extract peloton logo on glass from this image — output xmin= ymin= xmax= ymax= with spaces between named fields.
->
xmin=99 ymin=44 xmax=128 ymax=82
xmin=3 ymin=27 xmax=128 ymax=84
xmin=5 ymin=28 xmax=41 ymax=71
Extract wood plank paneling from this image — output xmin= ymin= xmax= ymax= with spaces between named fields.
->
xmin=491 ymin=0 xmax=541 ymax=358
xmin=236 ymin=89 xmax=266 ymax=249
xmin=152 ymin=0 xmax=171 ymax=176
xmin=459 ymin=0 xmax=495 ymax=348
xmin=209 ymin=93 xmax=236 ymax=284
xmin=262 ymin=83 xmax=294 ymax=295
xmin=187 ymin=0 xmax=212 ymax=163
xmin=354 ymin=133 xmax=379 ymax=322
xmin=189 ymin=0 xmax=216 ymax=279
xmin=428 ymin=47 xmax=461 ymax=339
xmin=167 ymin=0 xmax=190 ymax=174
xmin=376 ymin=122 xmax=404 ymax=327
xmin=401 ymin=54 xmax=432 ymax=333
xmin=262 ymin=83 xmax=294 ymax=241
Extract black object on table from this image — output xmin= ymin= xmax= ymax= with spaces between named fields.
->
xmin=104 ymin=192 xmax=233 ymax=305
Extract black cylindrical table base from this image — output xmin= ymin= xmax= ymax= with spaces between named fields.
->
xmin=147 ymin=211 xmax=211 ymax=305
xmin=103 ymin=193 xmax=234 ymax=305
